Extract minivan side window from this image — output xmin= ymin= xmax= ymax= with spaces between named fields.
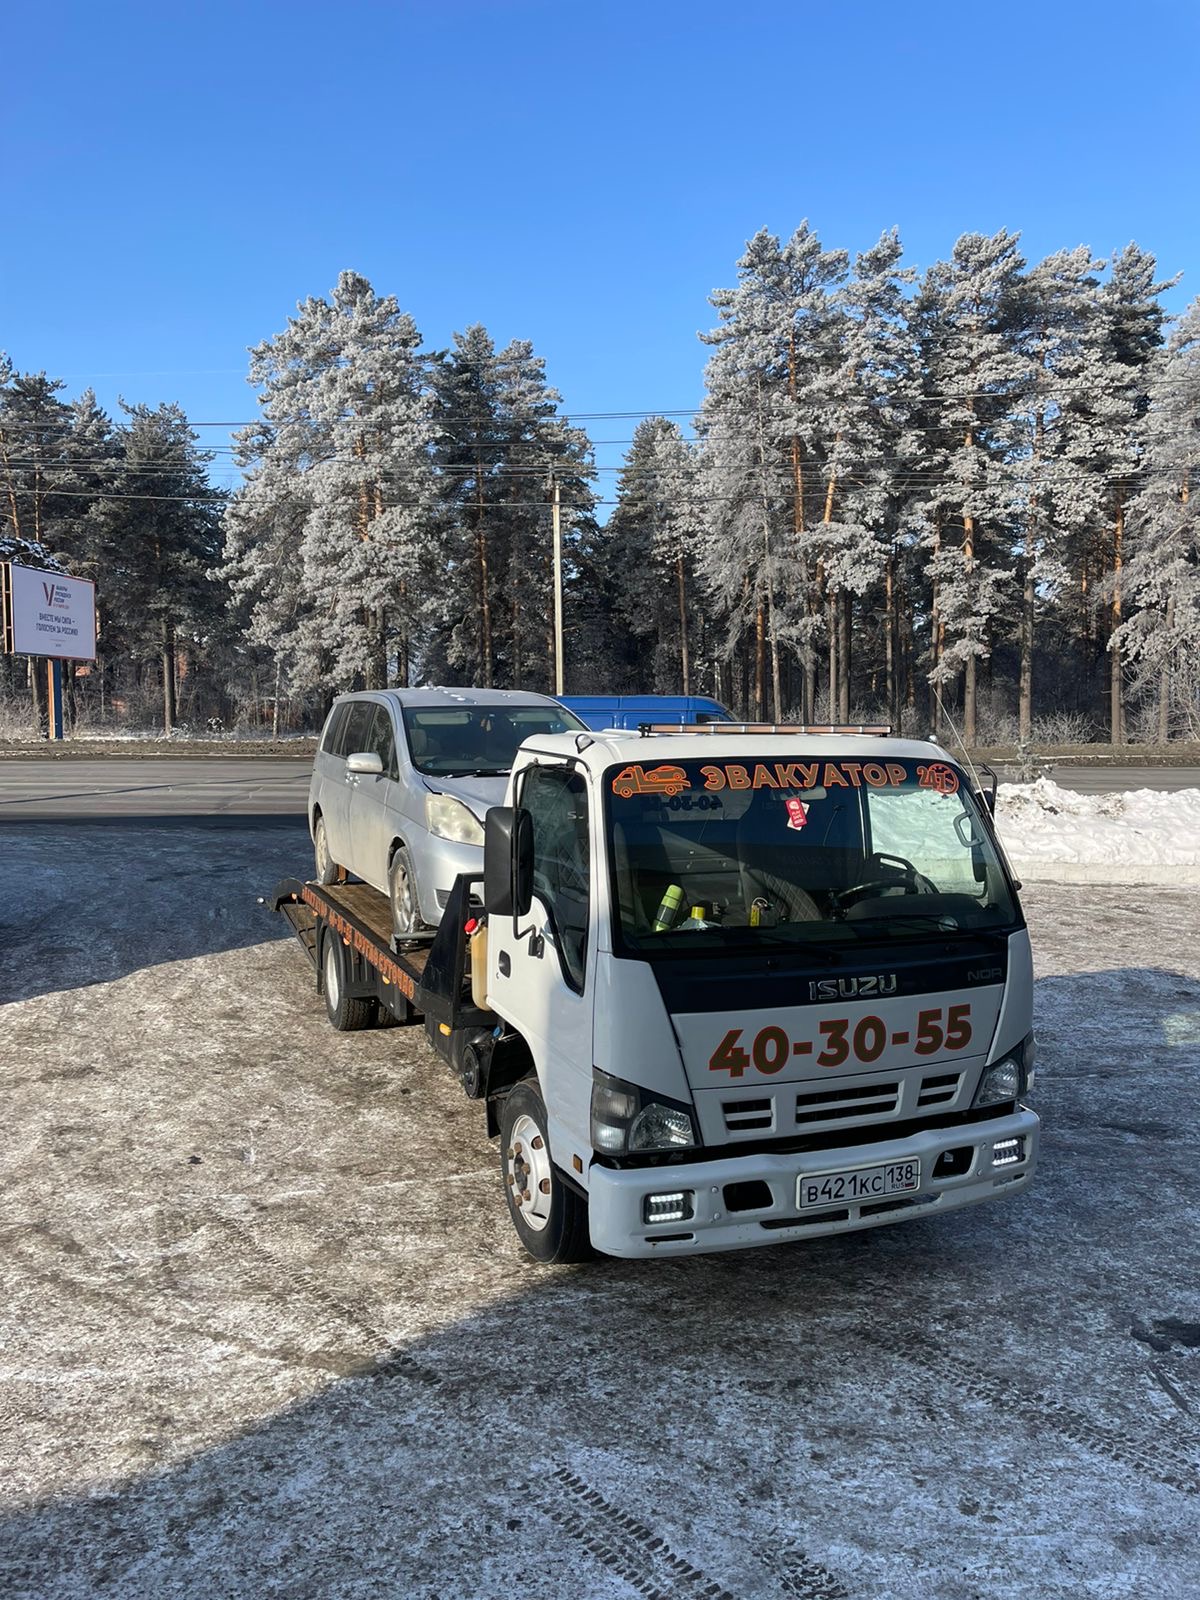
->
xmin=321 ymin=704 xmax=348 ymax=753
xmin=366 ymin=706 xmax=398 ymax=779
xmin=337 ymin=701 xmax=374 ymax=758
xmin=522 ymin=764 xmax=590 ymax=992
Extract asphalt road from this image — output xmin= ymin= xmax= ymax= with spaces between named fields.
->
xmin=1 ymin=820 xmax=1198 ymax=1598
xmin=0 ymin=757 xmax=311 ymax=820
xmin=1 ymin=757 xmax=1198 ymax=821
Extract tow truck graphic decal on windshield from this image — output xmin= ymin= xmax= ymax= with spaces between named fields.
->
xmin=610 ymin=764 xmax=691 ymax=798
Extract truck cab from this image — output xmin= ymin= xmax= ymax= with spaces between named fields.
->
xmin=482 ymin=726 xmax=1038 ymax=1261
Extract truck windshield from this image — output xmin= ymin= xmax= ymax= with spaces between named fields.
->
xmin=402 ymin=704 xmax=586 ymax=777
xmin=606 ymin=754 xmax=1018 ymax=953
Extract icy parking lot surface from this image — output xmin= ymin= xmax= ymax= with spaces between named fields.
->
xmin=1 ymin=822 xmax=1199 ymax=1600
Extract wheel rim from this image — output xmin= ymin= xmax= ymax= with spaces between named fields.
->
xmin=506 ymin=1112 xmax=553 ymax=1232
xmin=324 ymin=940 xmax=340 ymax=1010
xmin=391 ymin=858 xmax=416 ymax=932
xmin=315 ymin=819 xmax=330 ymax=877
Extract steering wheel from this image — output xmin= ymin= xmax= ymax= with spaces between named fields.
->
xmin=832 ymin=853 xmax=937 ymax=911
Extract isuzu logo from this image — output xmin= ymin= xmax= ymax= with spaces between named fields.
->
xmin=808 ymin=974 xmax=899 ymax=1001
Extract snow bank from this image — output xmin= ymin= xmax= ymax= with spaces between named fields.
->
xmin=996 ymin=778 xmax=1200 ymax=884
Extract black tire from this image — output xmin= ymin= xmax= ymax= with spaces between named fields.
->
xmin=498 ymin=1078 xmax=591 ymax=1264
xmin=388 ymin=845 xmax=425 ymax=939
xmin=313 ymin=813 xmax=339 ymax=886
xmin=321 ymin=932 xmax=375 ymax=1032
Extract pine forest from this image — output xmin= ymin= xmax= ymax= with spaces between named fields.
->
xmin=3 ymin=225 xmax=1199 ymax=747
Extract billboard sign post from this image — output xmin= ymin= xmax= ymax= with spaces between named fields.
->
xmin=1 ymin=563 xmax=98 ymax=741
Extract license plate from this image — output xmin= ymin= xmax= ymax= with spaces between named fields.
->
xmin=797 ymin=1159 xmax=920 ymax=1210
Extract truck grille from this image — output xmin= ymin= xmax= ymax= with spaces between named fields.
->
xmin=917 ymin=1071 xmax=962 ymax=1108
xmin=795 ymin=1081 xmax=900 ymax=1124
xmin=722 ymin=1097 xmax=774 ymax=1133
xmin=714 ymin=1068 xmax=970 ymax=1141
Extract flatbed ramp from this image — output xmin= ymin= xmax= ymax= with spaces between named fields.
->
xmin=272 ymin=872 xmax=489 ymax=1034
xmin=276 ymin=880 xmax=431 ymax=996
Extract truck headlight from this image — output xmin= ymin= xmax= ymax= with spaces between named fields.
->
xmin=426 ymin=793 xmax=485 ymax=845
xmin=973 ymin=1033 xmax=1033 ymax=1107
xmin=591 ymin=1070 xmax=697 ymax=1155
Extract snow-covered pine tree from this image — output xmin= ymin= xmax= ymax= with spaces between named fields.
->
xmin=490 ymin=338 xmax=595 ymax=691
xmin=100 ymin=403 xmax=224 ymax=732
xmin=912 ymin=231 xmax=1027 ymax=745
xmin=601 ymin=416 xmax=676 ymax=686
xmin=699 ymin=224 xmax=847 ymax=718
xmin=601 ymin=417 xmax=700 ymax=692
xmin=818 ymin=229 xmax=918 ymax=722
xmin=53 ymin=389 xmax=123 ymax=724
xmin=0 ymin=361 xmax=87 ymax=727
xmin=1011 ymin=247 xmax=1104 ymax=742
xmin=1117 ymin=298 xmax=1200 ymax=738
xmin=223 ymin=272 xmax=438 ymax=696
xmin=650 ymin=424 xmax=702 ymax=693
xmin=1080 ymin=245 xmax=1174 ymax=740
xmin=430 ymin=326 xmax=505 ymax=685
xmin=0 ymin=360 xmax=71 ymax=562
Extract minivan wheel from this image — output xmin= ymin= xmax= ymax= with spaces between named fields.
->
xmin=388 ymin=846 xmax=424 ymax=938
xmin=313 ymin=815 xmax=338 ymax=885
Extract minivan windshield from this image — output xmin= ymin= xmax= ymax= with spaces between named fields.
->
xmin=606 ymin=754 xmax=1018 ymax=953
xmin=402 ymin=704 xmax=586 ymax=777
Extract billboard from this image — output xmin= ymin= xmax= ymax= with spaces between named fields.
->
xmin=1 ymin=563 xmax=97 ymax=662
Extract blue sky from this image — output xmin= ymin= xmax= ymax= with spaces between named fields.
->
xmin=3 ymin=0 xmax=1198 ymax=503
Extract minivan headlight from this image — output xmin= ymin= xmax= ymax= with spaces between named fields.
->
xmin=426 ymin=793 xmax=485 ymax=845
xmin=591 ymin=1069 xmax=697 ymax=1155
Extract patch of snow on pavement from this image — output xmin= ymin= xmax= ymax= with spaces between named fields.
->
xmin=997 ymin=778 xmax=1200 ymax=884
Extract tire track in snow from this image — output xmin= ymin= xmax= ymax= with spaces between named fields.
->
xmin=536 ymin=1465 xmax=849 ymax=1600
xmin=858 ymin=1326 xmax=1200 ymax=1497
xmin=203 ymin=1211 xmax=442 ymax=1387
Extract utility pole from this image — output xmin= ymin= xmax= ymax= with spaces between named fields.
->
xmin=551 ymin=476 xmax=564 ymax=695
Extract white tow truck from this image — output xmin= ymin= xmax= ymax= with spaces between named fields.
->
xmin=276 ymin=723 xmax=1038 ymax=1263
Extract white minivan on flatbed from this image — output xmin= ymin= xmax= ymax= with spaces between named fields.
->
xmin=276 ymin=722 xmax=1038 ymax=1263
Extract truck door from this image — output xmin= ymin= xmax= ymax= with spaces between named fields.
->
xmin=492 ymin=764 xmax=594 ymax=1154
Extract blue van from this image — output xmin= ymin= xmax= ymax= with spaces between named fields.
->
xmin=560 ymin=694 xmax=734 ymax=731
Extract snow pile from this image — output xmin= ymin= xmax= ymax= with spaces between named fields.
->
xmin=996 ymin=778 xmax=1200 ymax=884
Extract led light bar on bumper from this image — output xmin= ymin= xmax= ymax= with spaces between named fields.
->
xmin=973 ymin=1032 xmax=1035 ymax=1108
xmin=643 ymin=1191 xmax=695 ymax=1225
xmin=991 ymin=1137 xmax=1026 ymax=1167
xmin=591 ymin=1069 xmax=698 ymax=1156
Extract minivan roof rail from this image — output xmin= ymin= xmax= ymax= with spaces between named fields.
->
xmin=636 ymin=722 xmax=893 ymax=737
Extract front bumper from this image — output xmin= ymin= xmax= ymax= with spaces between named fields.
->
xmin=410 ymin=833 xmax=485 ymax=927
xmin=586 ymin=1105 xmax=1039 ymax=1258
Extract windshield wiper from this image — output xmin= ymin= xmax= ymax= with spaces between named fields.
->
xmin=847 ymin=913 xmax=1012 ymax=947
xmin=427 ymin=767 xmax=509 ymax=778
xmin=745 ymin=928 xmax=844 ymax=963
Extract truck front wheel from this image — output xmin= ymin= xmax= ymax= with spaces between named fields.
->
xmin=499 ymin=1080 xmax=590 ymax=1264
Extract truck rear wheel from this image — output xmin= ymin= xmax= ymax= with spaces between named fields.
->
xmin=499 ymin=1079 xmax=590 ymax=1264
xmin=322 ymin=933 xmax=375 ymax=1032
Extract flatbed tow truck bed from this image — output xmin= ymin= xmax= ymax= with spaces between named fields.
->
xmin=271 ymin=873 xmax=493 ymax=1047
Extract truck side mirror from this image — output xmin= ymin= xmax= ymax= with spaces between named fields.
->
xmin=484 ymin=807 xmax=535 ymax=919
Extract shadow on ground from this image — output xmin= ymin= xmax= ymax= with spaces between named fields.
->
xmin=0 ymin=819 xmax=310 ymax=1004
